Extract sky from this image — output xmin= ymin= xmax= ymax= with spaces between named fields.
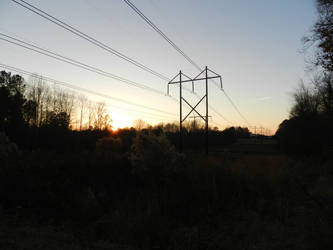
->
xmin=0 ymin=0 xmax=317 ymax=133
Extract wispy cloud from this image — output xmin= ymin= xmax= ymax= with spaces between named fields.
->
xmin=254 ymin=96 xmax=273 ymax=101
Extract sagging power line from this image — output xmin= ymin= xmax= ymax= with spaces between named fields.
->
xmin=8 ymin=0 xmax=246 ymax=128
xmin=0 ymin=32 xmax=175 ymax=98
xmin=123 ymin=0 xmax=202 ymax=72
xmin=10 ymin=0 xmax=171 ymax=82
xmin=0 ymin=63 xmax=178 ymax=118
xmin=123 ymin=0 xmax=250 ymax=126
xmin=9 ymin=0 xmax=198 ymax=99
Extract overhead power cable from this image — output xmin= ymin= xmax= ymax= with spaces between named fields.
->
xmin=0 ymin=62 xmax=178 ymax=118
xmin=123 ymin=0 xmax=250 ymax=126
xmin=0 ymin=33 xmax=174 ymax=98
xmin=123 ymin=0 xmax=202 ymax=72
xmin=104 ymin=104 xmax=177 ymax=121
xmin=222 ymin=90 xmax=250 ymax=126
xmin=10 ymin=0 xmax=171 ymax=82
xmin=209 ymin=106 xmax=232 ymax=125
xmin=9 ymin=0 xmax=198 ymax=98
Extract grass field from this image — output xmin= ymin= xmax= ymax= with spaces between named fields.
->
xmin=1 ymin=148 xmax=332 ymax=249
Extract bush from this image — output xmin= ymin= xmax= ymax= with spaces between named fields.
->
xmin=0 ymin=132 xmax=19 ymax=162
xmin=130 ymin=132 xmax=181 ymax=178
xmin=96 ymin=136 xmax=122 ymax=155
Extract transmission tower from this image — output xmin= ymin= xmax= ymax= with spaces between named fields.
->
xmin=168 ymin=66 xmax=222 ymax=154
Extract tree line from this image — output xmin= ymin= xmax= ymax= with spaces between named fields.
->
xmin=1 ymin=70 xmax=252 ymax=152
xmin=275 ymin=0 xmax=333 ymax=154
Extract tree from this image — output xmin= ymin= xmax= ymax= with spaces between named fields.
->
xmin=234 ymin=127 xmax=250 ymax=138
xmin=77 ymin=95 xmax=88 ymax=131
xmin=0 ymin=71 xmax=26 ymax=131
xmin=277 ymin=0 xmax=333 ymax=154
xmin=94 ymin=102 xmax=112 ymax=130
xmin=276 ymin=78 xmax=333 ymax=154
xmin=314 ymin=72 xmax=333 ymax=115
xmin=87 ymin=100 xmax=95 ymax=129
xmin=289 ymin=82 xmax=320 ymax=118
xmin=23 ymin=99 xmax=37 ymax=126
xmin=184 ymin=118 xmax=204 ymax=132
xmin=44 ymin=111 xmax=70 ymax=129
xmin=27 ymin=74 xmax=48 ymax=126
xmin=133 ymin=118 xmax=147 ymax=130
xmin=303 ymin=0 xmax=333 ymax=71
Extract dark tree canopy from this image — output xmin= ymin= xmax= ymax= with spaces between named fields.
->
xmin=0 ymin=71 xmax=26 ymax=131
xmin=276 ymin=76 xmax=333 ymax=154
xmin=277 ymin=0 xmax=333 ymax=154
xmin=304 ymin=0 xmax=333 ymax=71
xmin=43 ymin=111 xmax=70 ymax=129
xmin=289 ymin=83 xmax=320 ymax=118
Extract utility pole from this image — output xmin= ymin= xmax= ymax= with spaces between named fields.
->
xmin=179 ymin=70 xmax=182 ymax=152
xmin=205 ymin=66 xmax=209 ymax=155
xmin=168 ymin=66 xmax=222 ymax=154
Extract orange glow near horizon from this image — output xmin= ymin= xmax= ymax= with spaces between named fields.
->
xmin=109 ymin=111 xmax=133 ymax=131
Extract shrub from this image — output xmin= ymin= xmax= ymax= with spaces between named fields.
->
xmin=130 ymin=132 xmax=180 ymax=178
xmin=96 ymin=136 xmax=122 ymax=155
xmin=0 ymin=132 xmax=19 ymax=162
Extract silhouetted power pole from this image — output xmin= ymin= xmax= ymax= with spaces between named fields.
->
xmin=168 ymin=66 xmax=222 ymax=154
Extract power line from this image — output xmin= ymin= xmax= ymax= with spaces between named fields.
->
xmin=10 ymin=0 xmax=171 ymax=82
xmin=25 ymin=82 xmax=177 ymax=124
xmin=123 ymin=0 xmax=251 ymax=126
xmin=123 ymin=0 xmax=202 ymax=72
xmin=9 ymin=0 xmax=198 ymax=99
xmin=222 ymin=89 xmax=251 ymax=126
xmin=0 ymin=62 xmax=178 ymax=117
xmin=8 ymin=0 xmax=200 ymax=111
xmin=209 ymin=106 xmax=233 ymax=125
xmin=105 ymin=104 xmax=177 ymax=122
xmin=0 ymin=32 xmax=174 ymax=98
xmin=9 ymin=0 xmax=248 ymax=127
xmin=211 ymin=120 xmax=225 ymax=130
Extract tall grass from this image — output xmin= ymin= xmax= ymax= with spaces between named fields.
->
xmin=0 ymin=133 xmax=332 ymax=249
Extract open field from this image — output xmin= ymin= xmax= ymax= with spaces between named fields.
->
xmin=1 ymin=148 xmax=332 ymax=250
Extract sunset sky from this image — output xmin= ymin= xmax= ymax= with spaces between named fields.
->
xmin=0 ymin=0 xmax=317 ymax=132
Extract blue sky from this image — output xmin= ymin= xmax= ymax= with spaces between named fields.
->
xmin=0 ymin=0 xmax=317 ymax=132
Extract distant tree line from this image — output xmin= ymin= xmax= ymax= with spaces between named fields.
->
xmin=1 ymin=69 xmax=251 ymax=152
xmin=0 ymin=71 xmax=112 ymax=151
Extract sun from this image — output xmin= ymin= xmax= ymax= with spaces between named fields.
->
xmin=109 ymin=111 xmax=133 ymax=131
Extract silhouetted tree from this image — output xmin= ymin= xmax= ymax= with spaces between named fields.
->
xmin=43 ymin=111 xmax=70 ymax=129
xmin=87 ymin=100 xmax=95 ymax=129
xmin=77 ymin=94 xmax=88 ymax=131
xmin=235 ymin=126 xmax=251 ymax=138
xmin=279 ymin=0 xmax=333 ymax=154
xmin=27 ymin=74 xmax=48 ymax=126
xmin=276 ymin=78 xmax=333 ymax=154
xmin=315 ymin=72 xmax=333 ymax=115
xmin=0 ymin=71 xmax=28 ymax=139
xmin=303 ymin=0 xmax=333 ymax=71
xmin=289 ymin=82 xmax=320 ymax=118
xmin=133 ymin=118 xmax=147 ymax=130
xmin=94 ymin=102 xmax=112 ymax=130
xmin=184 ymin=118 xmax=204 ymax=132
